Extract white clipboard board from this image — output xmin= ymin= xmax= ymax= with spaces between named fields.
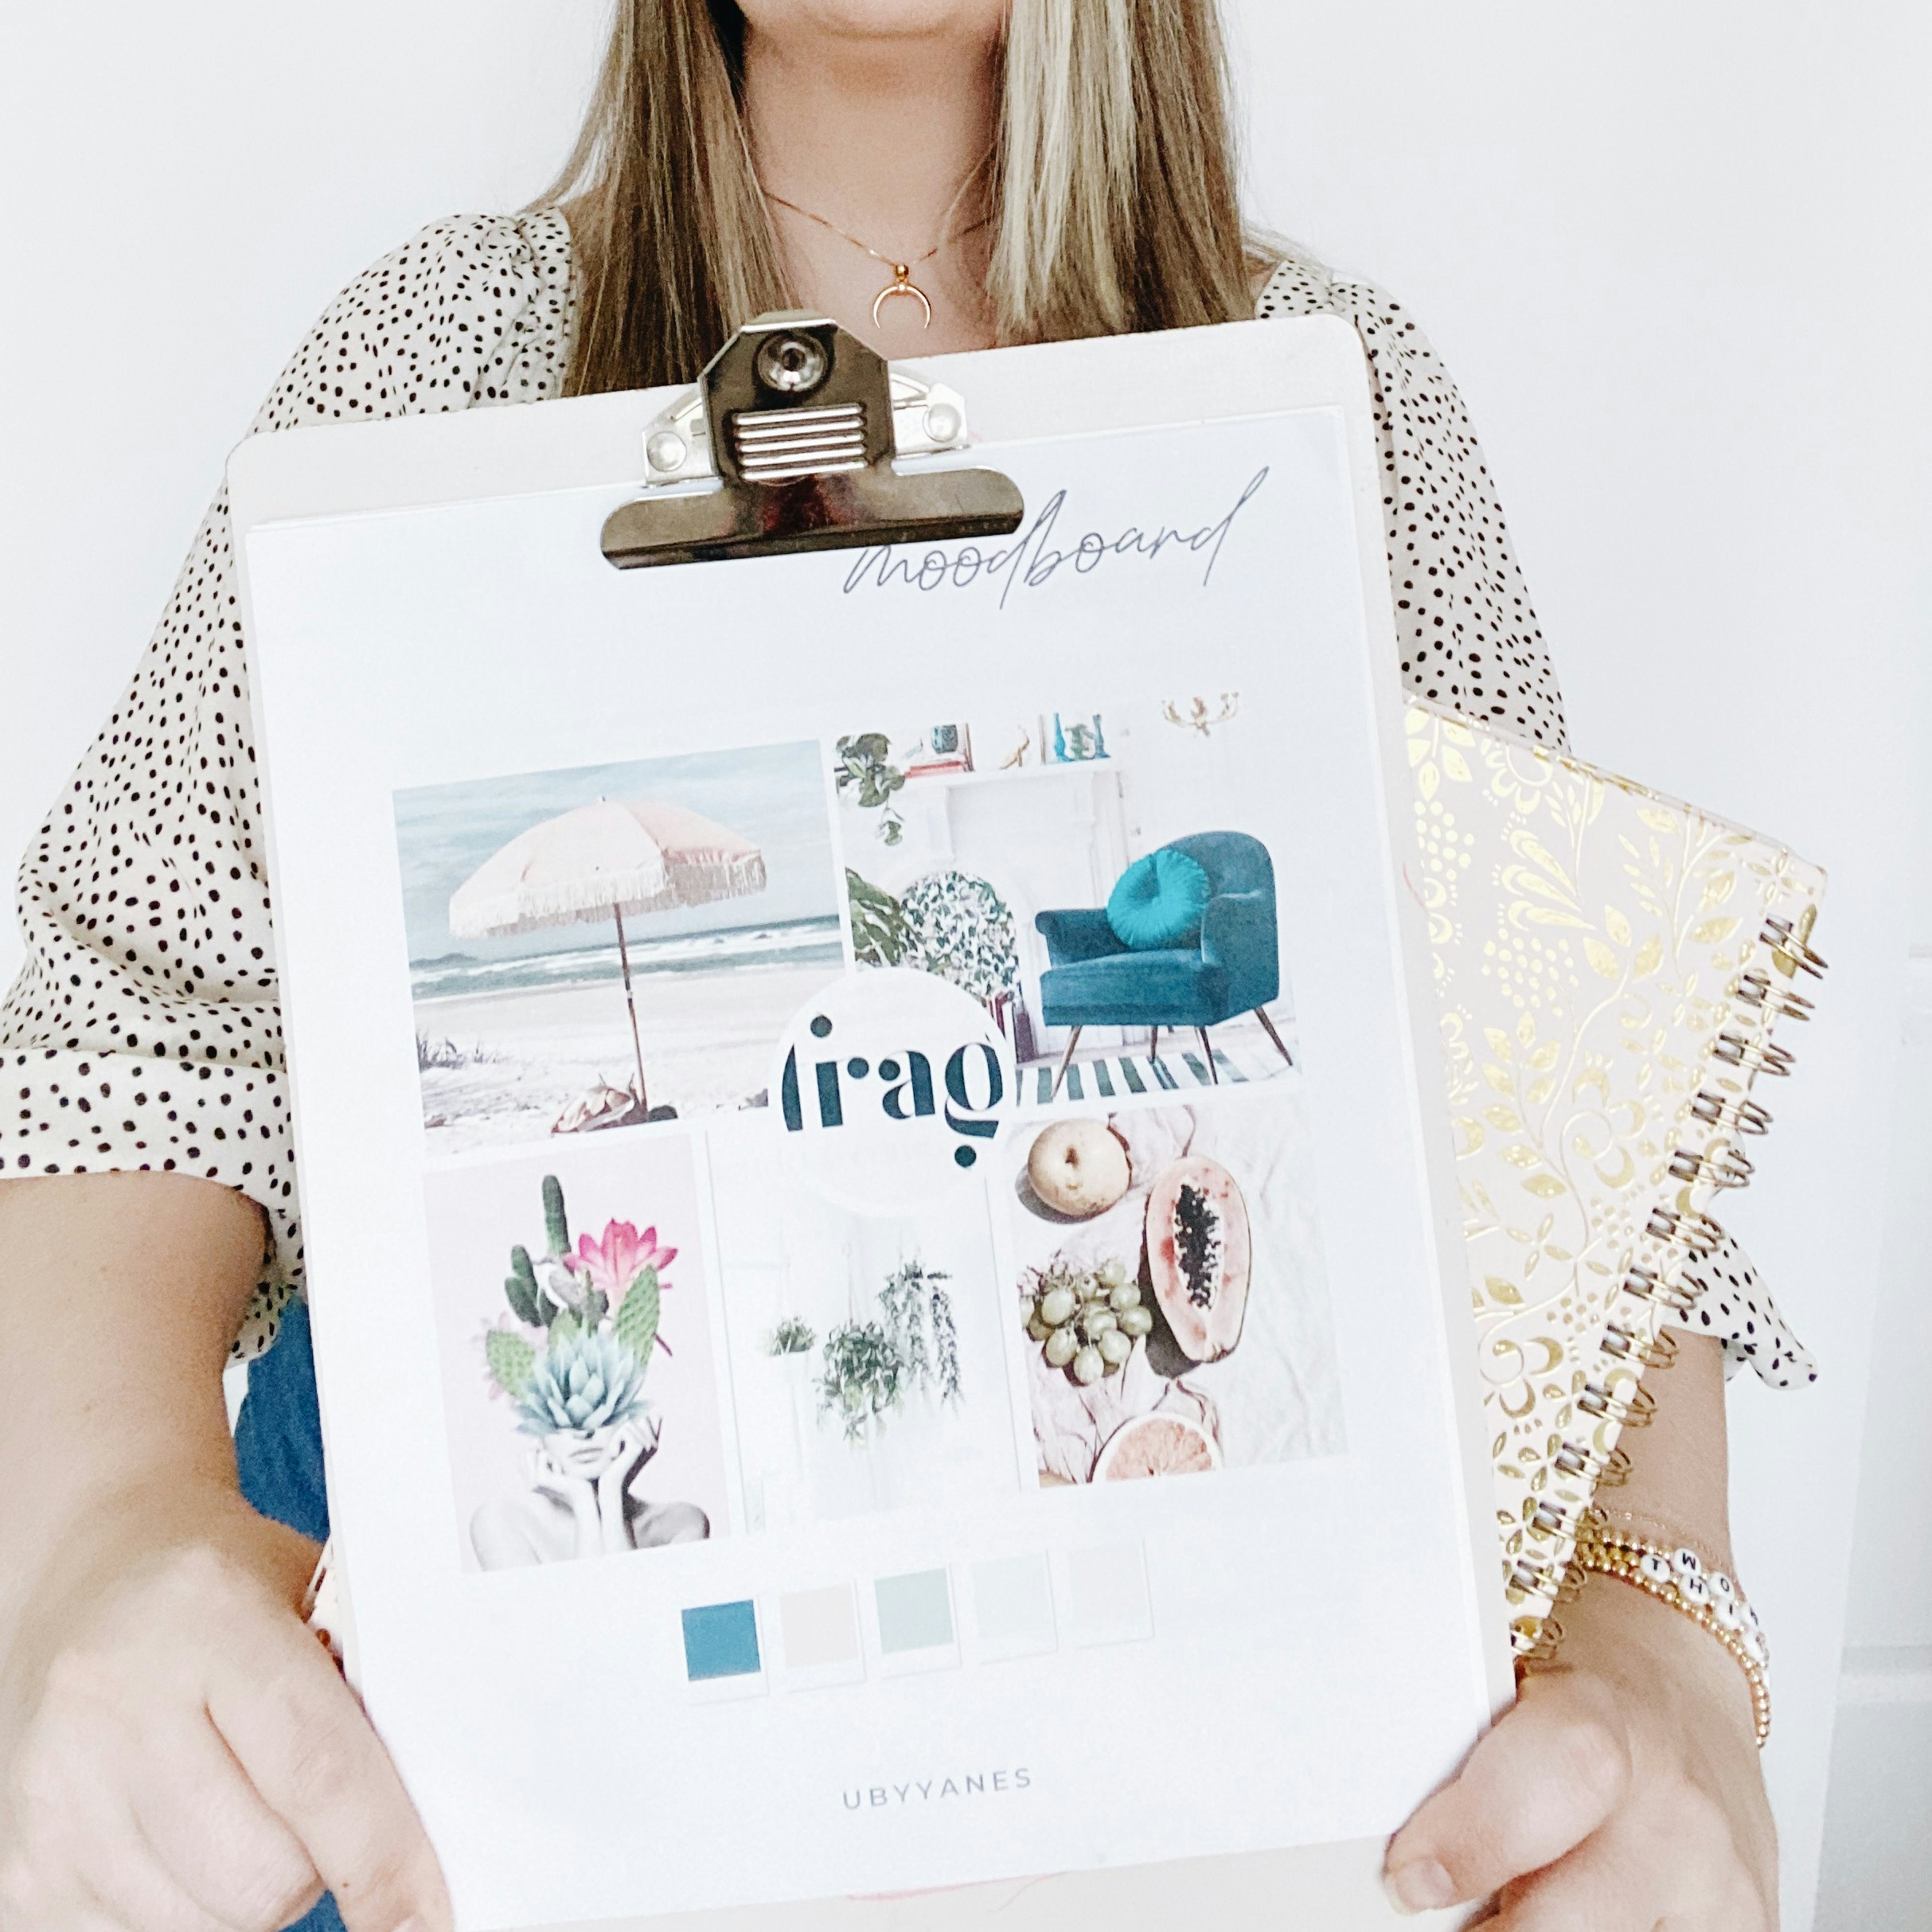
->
xmin=228 ymin=314 xmax=1509 ymax=1932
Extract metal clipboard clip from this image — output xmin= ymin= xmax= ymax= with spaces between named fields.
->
xmin=599 ymin=311 xmax=1025 ymax=568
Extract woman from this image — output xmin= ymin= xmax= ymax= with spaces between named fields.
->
xmin=0 ymin=2 xmax=1796 ymax=1927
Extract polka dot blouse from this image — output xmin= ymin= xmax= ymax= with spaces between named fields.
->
xmin=0 ymin=211 xmax=1813 ymax=1387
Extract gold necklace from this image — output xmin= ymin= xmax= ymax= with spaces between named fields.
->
xmin=762 ymin=188 xmax=987 ymax=330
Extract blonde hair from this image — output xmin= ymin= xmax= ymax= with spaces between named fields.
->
xmin=542 ymin=0 xmax=1266 ymax=396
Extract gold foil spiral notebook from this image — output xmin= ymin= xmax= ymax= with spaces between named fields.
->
xmin=1406 ymin=701 xmax=1827 ymax=1655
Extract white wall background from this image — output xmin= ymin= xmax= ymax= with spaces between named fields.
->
xmin=2 ymin=5 xmax=1926 ymax=1926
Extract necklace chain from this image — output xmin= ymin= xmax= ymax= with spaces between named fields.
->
xmin=760 ymin=188 xmax=986 ymax=273
xmin=758 ymin=177 xmax=989 ymax=332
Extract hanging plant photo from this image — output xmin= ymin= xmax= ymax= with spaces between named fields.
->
xmin=706 ymin=1122 xmax=1021 ymax=1528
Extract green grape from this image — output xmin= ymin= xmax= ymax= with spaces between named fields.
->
xmin=1071 ymin=1345 xmax=1106 ymax=1386
xmin=1044 ymin=1326 xmax=1080 ymax=1368
xmin=1097 ymin=1329 xmax=1133 ymax=1368
xmin=1116 ymin=1306 xmax=1154 ymax=1338
xmin=1096 ymin=1258 xmax=1130 ymax=1290
xmin=1039 ymin=1286 xmax=1079 ymax=1328
xmin=1082 ymin=1308 xmax=1118 ymax=1341
xmin=1027 ymin=1311 xmax=1053 ymax=1342
xmin=1108 ymin=1282 xmax=1142 ymax=1312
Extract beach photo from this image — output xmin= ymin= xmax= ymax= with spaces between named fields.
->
xmin=424 ymin=1134 xmax=736 ymax=1572
xmin=706 ymin=1116 xmax=1022 ymax=1529
xmin=835 ymin=696 xmax=1298 ymax=1111
xmin=1002 ymin=1088 xmax=1343 ymax=1487
xmin=394 ymin=740 xmax=843 ymax=1153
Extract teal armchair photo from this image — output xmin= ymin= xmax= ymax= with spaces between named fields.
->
xmin=1033 ymin=831 xmax=1292 ymax=1092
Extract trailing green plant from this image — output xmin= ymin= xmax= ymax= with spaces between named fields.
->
xmin=876 ymin=1259 xmax=962 ymax=1406
xmin=817 ymin=1321 xmax=905 ymax=1442
xmin=833 ymin=733 xmax=906 ymax=845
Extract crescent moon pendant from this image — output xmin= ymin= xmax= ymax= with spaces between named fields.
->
xmin=873 ymin=276 xmax=934 ymax=330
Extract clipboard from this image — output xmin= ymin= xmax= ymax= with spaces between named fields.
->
xmin=228 ymin=311 xmax=1509 ymax=1932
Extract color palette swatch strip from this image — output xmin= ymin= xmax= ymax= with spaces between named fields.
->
xmin=678 ymin=1544 xmax=1150 ymax=1684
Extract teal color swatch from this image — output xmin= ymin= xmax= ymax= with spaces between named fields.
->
xmin=875 ymin=1568 xmax=954 ymax=1653
xmin=682 ymin=1599 xmax=761 ymax=1681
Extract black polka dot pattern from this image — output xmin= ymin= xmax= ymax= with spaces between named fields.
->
xmin=0 ymin=214 xmax=571 ymax=1358
xmin=1256 ymin=248 xmax=1568 ymax=747
xmin=1683 ymin=1235 xmax=1817 ymax=1388
xmin=0 ymin=213 xmax=1805 ymax=1384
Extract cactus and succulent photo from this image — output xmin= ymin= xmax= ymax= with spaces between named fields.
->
xmin=482 ymin=1173 xmax=673 ymax=1439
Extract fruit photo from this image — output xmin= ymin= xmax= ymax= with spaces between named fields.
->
xmin=1003 ymin=1091 xmax=1343 ymax=1485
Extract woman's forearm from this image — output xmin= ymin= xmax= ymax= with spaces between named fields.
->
xmin=1609 ymin=1329 xmax=1734 ymax=1571
xmin=0 ymin=1173 xmax=264 ymax=1640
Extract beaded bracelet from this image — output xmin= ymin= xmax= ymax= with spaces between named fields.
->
xmin=1571 ymin=1528 xmax=1770 ymax=1747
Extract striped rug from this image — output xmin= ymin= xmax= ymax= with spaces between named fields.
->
xmin=1026 ymin=1037 xmax=1294 ymax=1107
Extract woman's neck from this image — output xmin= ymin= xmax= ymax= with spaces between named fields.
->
xmin=741 ymin=18 xmax=1001 ymax=355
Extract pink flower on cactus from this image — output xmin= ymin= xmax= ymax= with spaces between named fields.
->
xmin=570 ymin=1220 xmax=676 ymax=1302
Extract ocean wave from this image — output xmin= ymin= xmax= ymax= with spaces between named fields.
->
xmin=410 ymin=918 xmax=844 ymax=1002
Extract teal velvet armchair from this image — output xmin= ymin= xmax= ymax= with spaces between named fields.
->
xmin=1033 ymin=831 xmax=1292 ymax=1092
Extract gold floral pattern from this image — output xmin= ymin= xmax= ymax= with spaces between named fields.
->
xmin=1408 ymin=702 xmax=1826 ymax=1649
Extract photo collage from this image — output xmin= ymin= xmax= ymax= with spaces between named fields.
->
xmin=395 ymin=697 xmax=1346 ymax=1573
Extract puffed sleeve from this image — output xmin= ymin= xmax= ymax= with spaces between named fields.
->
xmin=1256 ymin=249 xmax=1568 ymax=749
xmin=1254 ymin=248 xmax=1814 ymax=1387
xmin=0 ymin=212 xmax=573 ymax=1358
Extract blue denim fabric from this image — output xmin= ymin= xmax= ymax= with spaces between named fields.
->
xmin=232 ymin=1300 xmax=345 ymax=1932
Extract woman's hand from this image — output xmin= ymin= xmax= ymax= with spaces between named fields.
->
xmin=1384 ymin=1572 xmax=1778 ymax=1927
xmin=0 ymin=1476 xmax=451 ymax=1932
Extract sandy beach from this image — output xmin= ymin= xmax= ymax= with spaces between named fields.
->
xmin=416 ymin=957 xmax=845 ymax=1154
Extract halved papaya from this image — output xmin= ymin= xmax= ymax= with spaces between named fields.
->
xmin=1145 ymin=1155 xmax=1251 ymax=1361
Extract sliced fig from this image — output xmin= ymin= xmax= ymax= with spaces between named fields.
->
xmin=1145 ymin=1155 xmax=1250 ymax=1361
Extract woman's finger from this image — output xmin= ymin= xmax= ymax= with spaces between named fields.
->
xmin=131 ymin=1711 xmax=323 ymax=1932
xmin=203 ymin=1608 xmax=450 ymax=1932
xmin=1384 ymin=1672 xmax=1632 ymax=1912
xmin=77 ymin=1803 xmax=250 ymax=1932
xmin=7 ymin=1739 xmax=237 ymax=1932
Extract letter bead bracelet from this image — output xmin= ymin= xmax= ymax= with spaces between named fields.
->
xmin=1571 ymin=1525 xmax=1771 ymax=1747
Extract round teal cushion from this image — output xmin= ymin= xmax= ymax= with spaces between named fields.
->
xmin=1106 ymin=848 xmax=1212 ymax=951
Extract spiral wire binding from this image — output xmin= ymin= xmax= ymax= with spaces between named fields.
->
xmin=1692 ymin=1091 xmax=1774 ymax=1135
xmin=1504 ymin=905 xmax=1829 ymax=1658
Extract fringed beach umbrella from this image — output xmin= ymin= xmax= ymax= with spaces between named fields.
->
xmin=449 ymin=799 xmax=767 ymax=1119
